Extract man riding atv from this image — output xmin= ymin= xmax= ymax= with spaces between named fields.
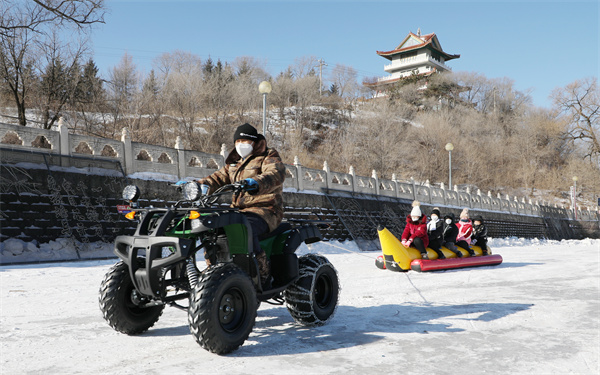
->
xmin=191 ymin=123 xmax=285 ymax=288
xmin=101 ymin=125 xmax=339 ymax=354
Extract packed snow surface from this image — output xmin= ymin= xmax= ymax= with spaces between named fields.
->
xmin=1 ymin=238 xmax=599 ymax=374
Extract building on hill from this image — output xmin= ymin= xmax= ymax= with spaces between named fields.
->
xmin=365 ymin=29 xmax=460 ymax=96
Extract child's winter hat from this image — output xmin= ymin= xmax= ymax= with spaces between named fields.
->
xmin=431 ymin=207 xmax=441 ymax=217
xmin=411 ymin=200 xmax=422 ymax=217
xmin=460 ymin=207 xmax=470 ymax=219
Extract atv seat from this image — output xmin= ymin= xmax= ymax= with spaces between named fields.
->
xmin=258 ymin=222 xmax=292 ymax=241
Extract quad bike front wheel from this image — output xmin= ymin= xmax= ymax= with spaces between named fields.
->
xmin=188 ymin=263 xmax=257 ymax=355
xmin=284 ymin=254 xmax=340 ymax=326
xmin=99 ymin=261 xmax=165 ymax=334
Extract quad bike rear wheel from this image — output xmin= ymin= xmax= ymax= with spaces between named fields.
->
xmin=99 ymin=261 xmax=164 ymax=334
xmin=284 ymin=254 xmax=339 ymax=326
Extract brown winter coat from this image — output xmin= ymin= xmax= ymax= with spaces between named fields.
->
xmin=197 ymin=137 xmax=286 ymax=232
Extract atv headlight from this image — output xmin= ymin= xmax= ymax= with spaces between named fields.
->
xmin=122 ymin=185 xmax=141 ymax=202
xmin=182 ymin=182 xmax=200 ymax=201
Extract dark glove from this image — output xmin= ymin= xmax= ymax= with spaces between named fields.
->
xmin=243 ymin=178 xmax=259 ymax=194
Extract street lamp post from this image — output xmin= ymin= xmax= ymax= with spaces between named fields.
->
xmin=572 ymin=176 xmax=578 ymax=220
xmin=258 ymin=81 xmax=272 ymax=135
xmin=445 ymin=143 xmax=454 ymax=189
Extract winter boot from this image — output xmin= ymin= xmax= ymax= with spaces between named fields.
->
xmin=482 ymin=247 xmax=489 ymax=256
xmin=256 ymin=251 xmax=271 ymax=288
xmin=203 ymin=249 xmax=213 ymax=267
xmin=420 ymin=252 xmax=429 ymax=260
xmin=435 ymin=250 xmax=446 ymax=259
xmin=446 ymin=243 xmax=461 ymax=258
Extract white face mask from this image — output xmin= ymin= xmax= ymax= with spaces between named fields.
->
xmin=236 ymin=142 xmax=254 ymax=158
xmin=445 ymin=218 xmax=452 ymax=225
xmin=411 ymin=216 xmax=420 ymax=222
xmin=431 ymin=215 xmax=438 ymax=221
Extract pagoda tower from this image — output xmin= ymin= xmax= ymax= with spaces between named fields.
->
xmin=366 ymin=29 xmax=460 ymax=91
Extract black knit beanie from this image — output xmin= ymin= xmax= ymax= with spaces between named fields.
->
xmin=233 ymin=123 xmax=259 ymax=143
xmin=431 ymin=208 xmax=441 ymax=217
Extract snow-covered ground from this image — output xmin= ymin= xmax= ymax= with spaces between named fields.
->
xmin=1 ymin=238 xmax=599 ymax=374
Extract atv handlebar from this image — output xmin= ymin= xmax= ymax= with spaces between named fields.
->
xmin=174 ymin=181 xmax=248 ymax=208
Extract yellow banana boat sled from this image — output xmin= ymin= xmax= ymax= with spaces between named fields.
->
xmin=376 ymin=226 xmax=503 ymax=272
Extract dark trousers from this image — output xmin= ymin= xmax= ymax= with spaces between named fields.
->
xmin=474 ymin=237 xmax=488 ymax=251
xmin=429 ymin=238 xmax=442 ymax=251
xmin=411 ymin=237 xmax=427 ymax=254
xmin=244 ymin=213 xmax=269 ymax=255
xmin=456 ymin=240 xmax=470 ymax=250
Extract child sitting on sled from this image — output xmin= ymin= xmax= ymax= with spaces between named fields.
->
xmin=427 ymin=208 xmax=446 ymax=259
xmin=442 ymin=213 xmax=463 ymax=257
xmin=401 ymin=201 xmax=430 ymax=259
xmin=456 ymin=208 xmax=475 ymax=256
xmin=472 ymin=215 xmax=489 ymax=255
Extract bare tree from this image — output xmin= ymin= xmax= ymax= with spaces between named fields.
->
xmin=552 ymin=77 xmax=600 ymax=163
xmin=328 ymin=63 xmax=358 ymax=99
xmin=0 ymin=0 xmax=105 ymax=36
xmin=0 ymin=0 xmax=104 ymax=125
xmin=104 ymin=53 xmax=139 ymax=138
xmin=35 ymin=30 xmax=88 ymax=129
xmin=0 ymin=24 xmax=37 ymax=125
xmin=154 ymin=50 xmax=204 ymax=147
xmin=230 ymin=56 xmax=268 ymax=120
xmin=291 ymin=56 xmax=319 ymax=79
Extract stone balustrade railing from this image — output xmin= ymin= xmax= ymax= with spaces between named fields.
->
xmin=1 ymin=121 xmax=598 ymax=221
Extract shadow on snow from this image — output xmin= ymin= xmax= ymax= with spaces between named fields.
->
xmin=141 ymin=301 xmax=533 ymax=356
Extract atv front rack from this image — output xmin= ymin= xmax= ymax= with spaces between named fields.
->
xmin=114 ymin=235 xmax=194 ymax=298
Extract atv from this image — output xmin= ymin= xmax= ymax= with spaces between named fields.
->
xmin=99 ymin=181 xmax=339 ymax=354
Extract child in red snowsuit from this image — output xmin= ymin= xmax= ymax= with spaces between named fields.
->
xmin=401 ymin=201 xmax=430 ymax=259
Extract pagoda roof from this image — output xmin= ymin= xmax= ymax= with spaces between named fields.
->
xmin=376 ymin=31 xmax=460 ymax=61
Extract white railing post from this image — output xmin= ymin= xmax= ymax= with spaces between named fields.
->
xmin=349 ymin=165 xmax=356 ymax=193
xmin=323 ymin=161 xmax=330 ymax=191
xmin=372 ymin=170 xmax=380 ymax=195
xmin=58 ymin=117 xmax=69 ymax=156
xmin=121 ymin=127 xmax=133 ymax=175
xmin=58 ymin=117 xmax=70 ymax=168
xmin=294 ymin=156 xmax=304 ymax=191
xmin=175 ymin=136 xmax=185 ymax=180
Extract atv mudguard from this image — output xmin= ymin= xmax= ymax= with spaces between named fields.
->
xmin=202 ymin=211 xmax=322 ymax=289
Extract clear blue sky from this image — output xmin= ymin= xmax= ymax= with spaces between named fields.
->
xmin=91 ymin=0 xmax=599 ymax=109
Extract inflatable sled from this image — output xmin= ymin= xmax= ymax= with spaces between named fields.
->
xmin=375 ymin=226 xmax=502 ymax=272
